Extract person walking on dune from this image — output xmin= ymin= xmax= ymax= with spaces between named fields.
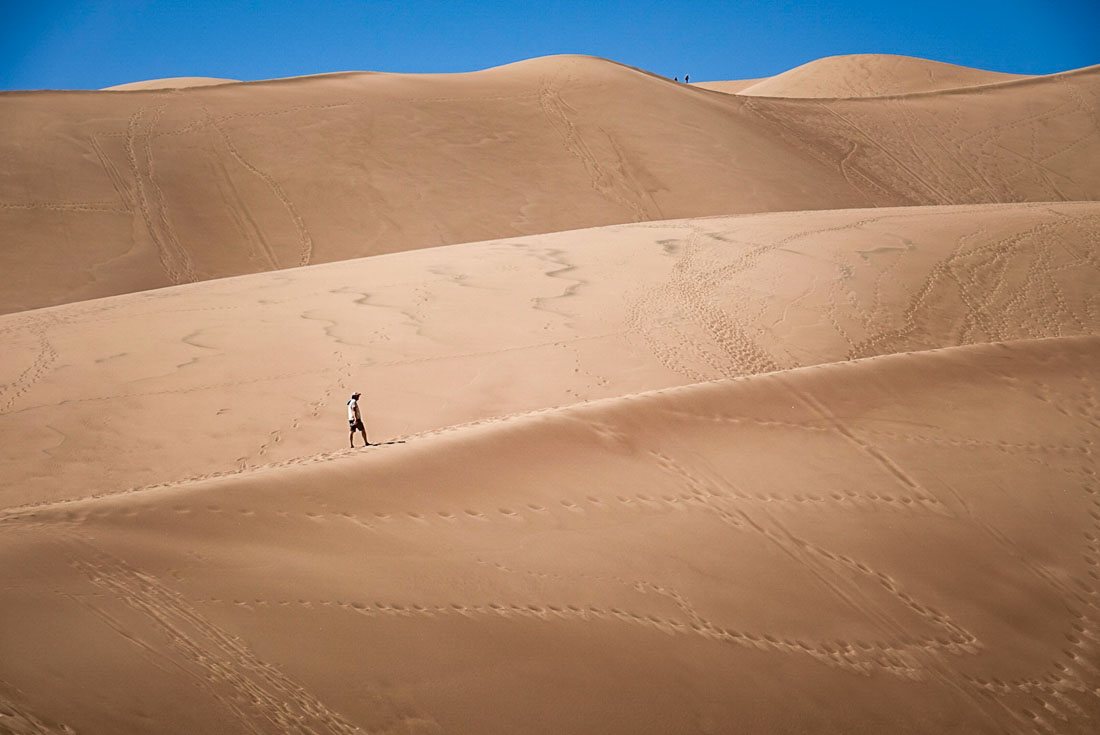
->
xmin=348 ymin=392 xmax=371 ymax=448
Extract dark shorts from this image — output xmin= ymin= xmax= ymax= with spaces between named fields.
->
xmin=350 ymin=419 xmax=365 ymax=431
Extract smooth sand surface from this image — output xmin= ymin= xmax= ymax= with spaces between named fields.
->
xmin=2 ymin=336 xmax=1098 ymax=734
xmin=697 ymin=54 xmax=1033 ymax=98
xmin=2 ymin=54 xmax=1097 ymax=313
xmin=690 ymin=77 xmax=769 ymax=93
xmin=102 ymin=77 xmax=242 ymax=91
xmin=1 ymin=53 xmax=1099 ymax=734
xmin=2 ymin=201 xmax=1096 ymax=509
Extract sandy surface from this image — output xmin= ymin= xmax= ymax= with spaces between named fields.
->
xmin=1 ymin=53 xmax=1099 ymax=734
xmin=102 ymin=77 xmax=242 ymax=91
xmin=3 ymin=336 xmax=1098 ymax=734
xmin=1 ymin=55 xmax=1097 ymax=313
xmin=2 ymin=201 xmax=1097 ymax=509
xmin=696 ymin=54 xmax=1033 ymax=97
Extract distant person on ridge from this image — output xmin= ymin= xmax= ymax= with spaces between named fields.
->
xmin=684 ymin=74 xmax=690 ymax=83
xmin=348 ymin=392 xmax=371 ymax=448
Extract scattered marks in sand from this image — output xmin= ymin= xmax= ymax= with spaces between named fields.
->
xmin=0 ymin=316 xmax=59 ymax=416
xmin=67 ymin=540 xmax=362 ymax=734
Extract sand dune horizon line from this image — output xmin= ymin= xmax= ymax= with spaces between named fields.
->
xmin=4 ymin=54 xmax=1097 ymax=315
xmin=0 ymin=52 xmax=1092 ymax=95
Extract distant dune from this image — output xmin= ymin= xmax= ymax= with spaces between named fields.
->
xmin=690 ymin=77 xmax=767 ymax=93
xmin=1 ymin=52 xmax=1098 ymax=734
xmin=1 ymin=54 xmax=1097 ymax=313
xmin=696 ymin=54 xmax=1033 ymax=97
xmin=103 ymin=76 xmax=242 ymax=90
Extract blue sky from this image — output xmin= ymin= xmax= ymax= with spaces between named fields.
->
xmin=2 ymin=0 xmax=1097 ymax=90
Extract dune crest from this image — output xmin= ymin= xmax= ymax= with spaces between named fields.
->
xmin=1 ymin=54 xmax=1097 ymax=313
xmin=102 ymin=76 xmax=242 ymax=90
xmin=1 ymin=201 xmax=1095 ymax=509
xmin=697 ymin=53 xmax=1034 ymax=97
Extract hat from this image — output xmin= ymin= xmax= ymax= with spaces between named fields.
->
xmin=352 ymin=392 xmax=361 ymax=398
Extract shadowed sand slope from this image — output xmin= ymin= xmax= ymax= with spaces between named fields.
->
xmin=1 ymin=54 xmax=1098 ymax=313
xmin=697 ymin=54 xmax=1033 ymax=97
xmin=1 ymin=202 xmax=1097 ymax=508
xmin=1 ymin=336 xmax=1098 ymax=734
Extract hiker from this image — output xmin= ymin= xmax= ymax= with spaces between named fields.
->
xmin=348 ymin=392 xmax=371 ymax=447
xmin=684 ymin=74 xmax=690 ymax=84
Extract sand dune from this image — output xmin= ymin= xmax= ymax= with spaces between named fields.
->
xmin=2 ymin=201 xmax=1096 ymax=508
xmin=690 ymin=76 xmax=769 ymax=94
xmin=2 ymin=50 xmax=1099 ymax=734
xmin=696 ymin=54 xmax=1033 ymax=97
xmin=1 ymin=54 xmax=1097 ymax=313
xmin=103 ymin=77 xmax=242 ymax=91
xmin=2 ymin=335 xmax=1097 ymax=734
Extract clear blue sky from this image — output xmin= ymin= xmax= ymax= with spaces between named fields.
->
xmin=2 ymin=0 xmax=1097 ymax=90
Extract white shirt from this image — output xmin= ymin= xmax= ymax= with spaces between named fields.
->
xmin=347 ymin=397 xmax=360 ymax=421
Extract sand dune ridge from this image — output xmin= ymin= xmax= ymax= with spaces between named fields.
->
xmin=697 ymin=53 xmax=1035 ymax=98
xmin=2 ymin=54 xmax=1097 ymax=313
xmin=3 ymin=335 xmax=1098 ymax=733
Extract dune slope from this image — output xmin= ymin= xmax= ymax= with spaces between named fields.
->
xmin=1 ymin=55 xmax=1097 ymax=313
xmin=3 ymin=50 xmax=1099 ymax=735
xmin=697 ymin=54 xmax=1033 ymax=98
xmin=1 ymin=335 xmax=1097 ymax=734
xmin=1 ymin=202 xmax=1096 ymax=509
xmin=102 ymin=77 xmax=242 ymax=90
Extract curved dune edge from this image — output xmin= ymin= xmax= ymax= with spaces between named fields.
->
xmin=102 ymin=76 xmax=242 ymax=90
xmin=1 ymin=202 xmax=1096 ymax=508
xmin=2 ymin=55 xmax=1098 ymax=314
xmin=2 ymin=335 xmax=1098 ymax=734
xmin=696 ymin=53 xmax=1034 ymax=98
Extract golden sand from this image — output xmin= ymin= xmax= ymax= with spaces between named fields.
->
xmin=1 ymin=54 xmax=1098 ymax=734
